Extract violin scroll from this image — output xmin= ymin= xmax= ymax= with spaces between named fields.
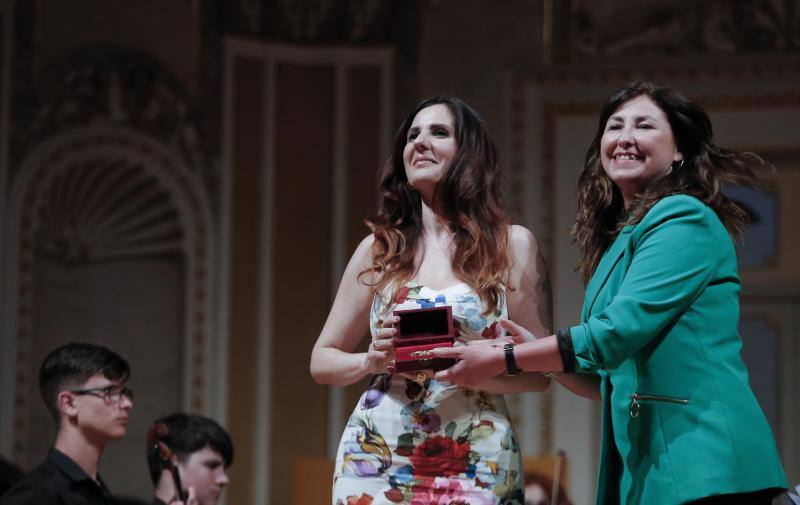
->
xmin=147 ymin=421 xmax=187 ymax=503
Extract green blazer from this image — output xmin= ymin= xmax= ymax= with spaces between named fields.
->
xmin=568 ymin=195 xmax=786 ymax=504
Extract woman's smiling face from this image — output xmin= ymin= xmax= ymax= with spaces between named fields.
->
xmin=600 ymin=94 xmax=683 ymax=206
xmin=403 ymin=104 xmax=458 ymax=199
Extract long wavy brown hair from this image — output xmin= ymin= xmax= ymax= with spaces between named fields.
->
xmin=574 ymin=80 xmax=764 ymax=283
xmin=361 ymin=96 xmax=510 ymax=314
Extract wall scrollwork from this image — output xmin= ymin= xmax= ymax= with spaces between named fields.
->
xmin=10 ymin=48 xmax=216 ymax=204
xmin=568 ymin=0 xmax=800 ymax=61
xmin=4 ymin=127 xmax=214 ymax=466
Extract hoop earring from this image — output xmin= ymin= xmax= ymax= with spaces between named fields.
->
xmin=671 ymin=159 xmax=684 ymax=171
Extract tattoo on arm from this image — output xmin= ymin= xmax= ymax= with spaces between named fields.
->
xmin=536 ymin=250 xmax=554 ymax=331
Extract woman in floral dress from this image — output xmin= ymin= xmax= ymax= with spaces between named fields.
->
xmin=310 ymin=96 xmax=595 ymax=505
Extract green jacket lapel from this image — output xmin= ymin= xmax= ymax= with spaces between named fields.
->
xmin=581 ymin=227 xmax=634 ymax=321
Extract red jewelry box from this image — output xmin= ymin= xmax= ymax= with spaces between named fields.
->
xmin=391 ymin=306 xmax=456 ymax=373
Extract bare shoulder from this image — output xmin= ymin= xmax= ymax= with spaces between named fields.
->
xmin=345 ymin=234 xmax=377 ymax=282
xmin=506 ymin=224 xmax=548 ymax=286
xmin=505 ymin=225 xmax=553 ymax=330
xmin=507 ymin=224 xmax=541 ymax=261
xmin=353 ymin=233 xmax=376 ymax=258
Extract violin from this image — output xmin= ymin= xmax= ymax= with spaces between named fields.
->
xmin=147 ymin=422 xmax=188 ymax=503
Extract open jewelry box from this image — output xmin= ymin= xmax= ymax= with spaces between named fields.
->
xmin=391 ymin=306 xmax=456 ymax=373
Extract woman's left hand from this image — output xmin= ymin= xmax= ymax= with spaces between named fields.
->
xmin=432 ymin=344 xmax=506 ymax=388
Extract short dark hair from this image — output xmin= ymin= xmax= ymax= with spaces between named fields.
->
xmin=38 ymin=342 xmax=131 ymax=424
xmin=146 ymin=413 xmax=234 ymax=485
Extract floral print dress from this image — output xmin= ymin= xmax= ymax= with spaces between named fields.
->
xmin=332 ymin=283 xmax=524 ymax=505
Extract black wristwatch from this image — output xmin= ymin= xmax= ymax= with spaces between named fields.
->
xmin=503 ymin=343 xmax=520 ymax=376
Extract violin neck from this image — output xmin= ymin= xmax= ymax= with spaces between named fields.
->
xmin=170 ymin=465 xmax=187 ymax=502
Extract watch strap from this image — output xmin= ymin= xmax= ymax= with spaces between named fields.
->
xmin=503 ymin=343 xmax=520 ymax=376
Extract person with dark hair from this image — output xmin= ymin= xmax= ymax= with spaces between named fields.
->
xmin=0 ymin=342 xmax=133 ymax=505
xmin=0 ymin=458 xmax=23 ymax=499
xmin=147 ymin=413 xmax=233 ymax=505
xmin=310 ymin=96 xmax=591 ymax=504
xmin=433 ymin=81 xmax=788 ymax=504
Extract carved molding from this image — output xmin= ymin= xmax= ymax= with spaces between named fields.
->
xmin=4 ymin=125 xmax=213 ymax=459
xmin=569 ymin=0 xmax=800 ymax=61
xmin=235 ymin=0 xmax=398 ymax=43
xmin=279 ymin=0 xmax=335 ymax=39
xmin=10 ymin=48 xmax=216 ymax=206
xmin=34 ymin=158 xmax=183 ymax=264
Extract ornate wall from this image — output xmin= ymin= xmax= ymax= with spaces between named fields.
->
xmin=0 ymin=2 xmax=223 ymax=501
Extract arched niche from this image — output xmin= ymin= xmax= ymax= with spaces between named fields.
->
xmin=1 ymin=124 xmax=215 ymax=499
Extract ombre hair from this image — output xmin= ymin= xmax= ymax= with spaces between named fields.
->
xmin=362 ymin=96 xmax=509 ymax=314
xmin=574 ymin=80 xmax=763 ymax=283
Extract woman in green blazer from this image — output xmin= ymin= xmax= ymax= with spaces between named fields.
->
xmin=434 ymin=81 xmax=787 ymax=504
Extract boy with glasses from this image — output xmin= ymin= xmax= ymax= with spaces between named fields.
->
xmin=0 ymin=342 xmax=133 ymax=505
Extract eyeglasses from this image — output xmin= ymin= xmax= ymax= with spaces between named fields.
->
xmin=70 ymin=385 xmax=134 ymax=403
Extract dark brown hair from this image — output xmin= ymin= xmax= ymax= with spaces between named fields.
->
xmin=574 ymin=80 xmax=763 ymax=283
xmin=362 ymin=96 xmax=509 ymax=314
xmin=39 ymin=342 xmax=130 ymax=424
xmin=146 ymin=413 xmax=233 ymax=484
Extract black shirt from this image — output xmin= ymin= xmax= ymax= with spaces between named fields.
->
xmin=0 ymin=457 xmax=24 ymax=498
xmin=0 ymin=448 xmax=116 ymax=505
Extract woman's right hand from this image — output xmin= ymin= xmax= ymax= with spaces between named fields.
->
xmin=365 ymin=315 xmax=399 ymax=374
